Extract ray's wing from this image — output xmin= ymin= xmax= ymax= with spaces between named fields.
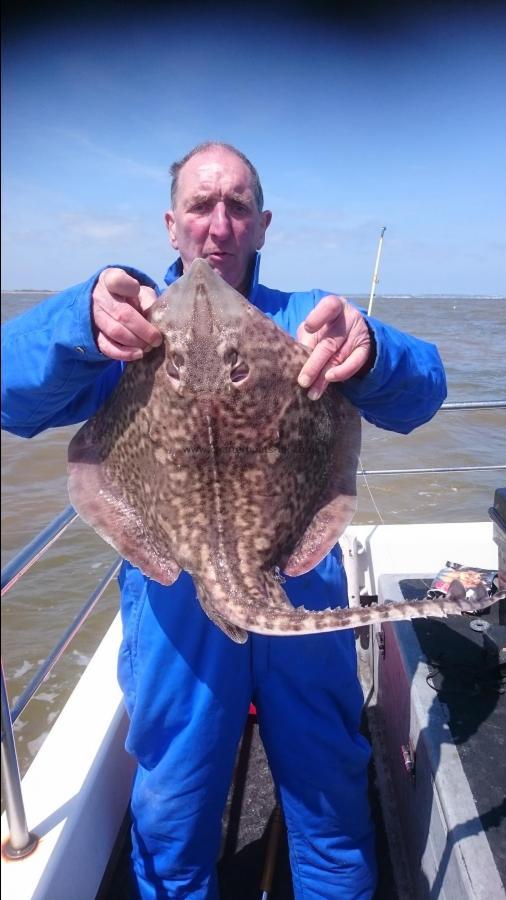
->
xmin=67 ymin=358 xmax=182 ymax=586
xmin=282 ymin=387 xmax=361 ymax=576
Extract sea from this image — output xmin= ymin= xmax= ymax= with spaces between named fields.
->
xmin=1 ymin=290 xmax=505 ymax=776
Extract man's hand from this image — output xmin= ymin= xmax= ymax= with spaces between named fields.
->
xmin=92 ymin=267 xmax=162 ymax=361
xmin=297 ymin=295 xmax=374 ymax=400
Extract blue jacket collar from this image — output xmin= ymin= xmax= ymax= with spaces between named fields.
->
xmin=163 ymin=252 xmax=261 ymax=303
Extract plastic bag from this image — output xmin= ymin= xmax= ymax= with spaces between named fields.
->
xmin=428 ymin=561 xmax=497 ymax=601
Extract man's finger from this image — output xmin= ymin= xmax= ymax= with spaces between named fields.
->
xmin=306 ymin=372 xmax=329 ymax=401
xmin=303 ymin=345 xmax=370 ymax=401
xmin=99 ymin=267 xmax=144 ymax=304
xmin=301 ymin=295 xmax=346 ymax=334
xmin=296 ymin=321 xmax=314 ymax=346
xmin=138 ymin=285 xmax=159 ymax=313
xmin=94 ymin=300 xmax=162 ymax=350
xmin=96 ymin=331 xmax=146 ymax=362
xmin=297 ymin=337 xmax=343 ymax=388
xmin=324 ymin=345 xmax=371 ymax=383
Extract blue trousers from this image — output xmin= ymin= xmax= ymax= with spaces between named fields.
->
xmin=118 ymin=563 xmax=377 ymax=899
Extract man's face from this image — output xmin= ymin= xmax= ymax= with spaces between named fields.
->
xmin=165 ymin=148 xmax=272 ymax=294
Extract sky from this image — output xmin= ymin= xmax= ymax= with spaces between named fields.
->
xmin=2 ymin=2 xmax=506 ymax=295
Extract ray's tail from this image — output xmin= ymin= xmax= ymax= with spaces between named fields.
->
xmin=227 ymin=581 xmax=505 ymax=639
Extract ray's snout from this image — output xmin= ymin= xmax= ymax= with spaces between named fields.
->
xmin=185 ymin=258 xmax=252 ymax=326
xmin=191 ymin=281 xmax=214 ymax=337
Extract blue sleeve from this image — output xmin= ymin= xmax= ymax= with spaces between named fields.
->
xmin=339 ymin=314 xmax=447 ymax=434
xmin=1 ymin=266 xmax=159 ymax=438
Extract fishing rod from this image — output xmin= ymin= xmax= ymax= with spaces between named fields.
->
xmin=363 ymin=226 xmax=387 ymax=526
xmin=367 ymin=226 xmax=386 ymax=316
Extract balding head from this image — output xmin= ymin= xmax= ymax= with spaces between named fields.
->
xmin=170 ymin=142 xmax=264 ymax=211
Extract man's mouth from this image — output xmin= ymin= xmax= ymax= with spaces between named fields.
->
xmin=205 ymin=251 xmax=231 ymax=260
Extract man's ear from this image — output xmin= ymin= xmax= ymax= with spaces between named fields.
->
xmin=257 ymin=210 xmax=272 ymax=250
xmin=165 ymin=211 xmax=179 ymax=249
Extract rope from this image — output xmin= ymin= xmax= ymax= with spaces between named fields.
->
xmin=358 ymin=457 xmax=386 ymax=526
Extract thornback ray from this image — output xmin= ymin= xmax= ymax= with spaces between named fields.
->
xmin=67 ymin=259 xmax=502 ymax=642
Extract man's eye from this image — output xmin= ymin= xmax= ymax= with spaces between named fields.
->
xmin=229 ymin=201 xmax=248 ymax=214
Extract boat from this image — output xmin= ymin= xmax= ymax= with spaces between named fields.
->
xmin=1 ymin=400 xmax=505 ymax=899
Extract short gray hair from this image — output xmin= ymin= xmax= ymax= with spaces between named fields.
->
xmin=169 ymin=141 xmax=264 ymax=211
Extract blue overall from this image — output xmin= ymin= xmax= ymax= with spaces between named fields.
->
xmin=2 ymin=255 xmax=447 ymax=898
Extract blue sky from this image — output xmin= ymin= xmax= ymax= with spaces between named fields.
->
xmin=2 ymin=5 xmax=506 ymax=295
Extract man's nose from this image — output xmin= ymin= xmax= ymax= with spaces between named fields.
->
xmin=208 ymin=202 xmax=231 ymax=239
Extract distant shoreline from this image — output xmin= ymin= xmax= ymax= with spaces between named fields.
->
xmin=3 ymin=290 xmax=505 ymax=301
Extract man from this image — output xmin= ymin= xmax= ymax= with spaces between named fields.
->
xmin=2 ymin=142 xmax=447 ymax=899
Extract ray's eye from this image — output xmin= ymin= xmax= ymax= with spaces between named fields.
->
xmin=224 ymin=347 xmax=249 ymax=383
xmin=166 ymin=352 xmax=184 ymax=379
xmin=224 ymin=348 xmax=238 ymax=367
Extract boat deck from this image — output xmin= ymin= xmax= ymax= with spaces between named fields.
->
xmin=370 ymin=576 xmax=506 ymax=899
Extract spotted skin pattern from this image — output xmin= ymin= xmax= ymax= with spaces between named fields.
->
xmin=68 ymin=260 xmax=503 ymax=642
